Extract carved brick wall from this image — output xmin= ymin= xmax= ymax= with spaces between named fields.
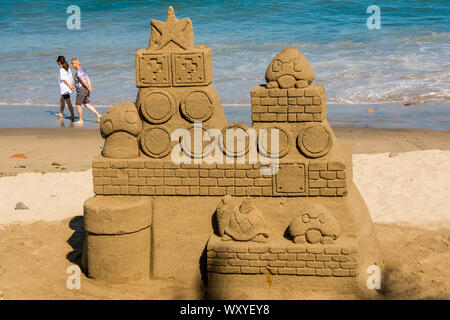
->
xmin=251 ymin=84 xmax=326 ymax=123
xmin=92 ymin=158 xmax=347 ymax=197
xmin=309 ymin=162 xmax=347 ymax=197
xmin=207 ymin=237 xmax=358 ymax=277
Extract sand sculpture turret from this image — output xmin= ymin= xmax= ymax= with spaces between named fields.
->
xmin=82 ymin=7 xmax=382 ymax=298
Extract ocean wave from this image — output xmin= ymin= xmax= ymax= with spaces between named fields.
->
xmin=211 ymin=42 xmax=318 ymax=53
xmin=89 ymin=63 xmax=134 ymax=71
xmin=407 ymin=32 xmax=450 ymax=42
xmin=0 ymin=51 xmax=61 ymax=61
xmin=1 ymin=0 xmax=449 ymax=108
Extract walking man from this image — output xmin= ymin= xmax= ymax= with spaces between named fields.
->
xmin=71 ymin=58 xmax=102 ymax=124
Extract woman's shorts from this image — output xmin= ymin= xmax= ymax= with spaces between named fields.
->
xmin=76 ymin=87 xmax=90 ymax=105
xmin=61 ymin=93 xmax=70 ymax=100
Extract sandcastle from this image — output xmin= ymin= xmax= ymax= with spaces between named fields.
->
xmin=82 ymin=7 xmax=382 ymax=299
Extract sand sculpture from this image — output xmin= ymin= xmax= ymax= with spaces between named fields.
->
xmin=82 ymin=7 xmax=382 ymax=298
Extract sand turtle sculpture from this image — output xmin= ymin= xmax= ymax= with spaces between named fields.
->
xmin=100 ymin=102 xmax=142 ymax=159
xmin=288 ymin=203 xmax=340 ymax=244
xmin=216 ymin=196 xmax=269 ymax=242
xmin=265 ymin=46 xmax=315 ymax=89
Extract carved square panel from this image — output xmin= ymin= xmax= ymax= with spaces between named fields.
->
xmin=172 ymin=51 xmax=211 ymax=86
xmin=136 ymin=51 xmax=171 ymax=87
xmin=273 ymin=163 xmax=307 ymax=196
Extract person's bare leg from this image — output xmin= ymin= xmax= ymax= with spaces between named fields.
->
xmin=84 ymin=103 xmax=102 ymax=122
xmin=58 ymin=117 xmax=65 ymax=128
xmin=55 ymin=96 xmax=64 ymax=118
xmin=66 ymin=99 xmax=75 ymax=121
xmin=74 ymin=104 xmax=83 ymax=124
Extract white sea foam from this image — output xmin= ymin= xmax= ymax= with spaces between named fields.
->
xmin=1 ymin=1 xmax=448 ymax=106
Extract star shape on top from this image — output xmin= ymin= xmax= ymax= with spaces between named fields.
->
xmin=149 ymin=6 xmax=194 ymax=51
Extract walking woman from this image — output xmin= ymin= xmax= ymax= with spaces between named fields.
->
xmin=55 ymin=56 xmax=75 ymax=121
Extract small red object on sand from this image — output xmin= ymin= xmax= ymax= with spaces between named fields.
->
xmin=10 ymin=153 xmax=28 ymax=159
xmin=389 ymin=152 xmax=399 ymax=158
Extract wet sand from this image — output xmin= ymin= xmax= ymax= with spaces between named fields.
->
xmin=1 ymin=102 xmax=449 ymax=130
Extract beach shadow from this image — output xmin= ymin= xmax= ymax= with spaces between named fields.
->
xmin=283 ymin=225 xmax=292 ymax=241
xmin=66 ymin=215 xmax=86 ymax=273
xmin=44 ymin=110 xmax=72 ymax=118
xmin=196 ymin=244 xmax=209 ymax=299
xmin=45 ymin=110 xmax=77 ymax=128
xmin=189 ymin=212 xmax=220 ymax=299
xmin=194 ymin=212 xmax=218 ymax=298
xmin=45 ymin=110 xmax=59 ymax=117
xmin=211 ymin=209 xmax=219 ymax=236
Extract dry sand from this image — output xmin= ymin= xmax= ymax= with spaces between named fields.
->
xmin=0 ymin=127 xmax=449 ymax=299
xmin=1 ymin=150 xmax=449 ymax=227
xmin=0 ymin=128 xmax=103 ymax=176
xmin=1 ymin=127 xmax=450 ymax=176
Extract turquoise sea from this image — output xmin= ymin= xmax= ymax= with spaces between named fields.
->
xmin=0 ymin=0 xmax=449 ymax=128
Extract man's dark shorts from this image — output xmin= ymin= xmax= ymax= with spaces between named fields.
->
xmin=76 ymin=87 xmax=90 ymax=105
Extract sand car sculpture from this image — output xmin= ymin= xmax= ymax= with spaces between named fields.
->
xmin=82 ymin=7 xmax=382 ymax=298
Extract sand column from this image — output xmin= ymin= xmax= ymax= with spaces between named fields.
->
xmin=83 ymin=196 xmax=152 ymax=283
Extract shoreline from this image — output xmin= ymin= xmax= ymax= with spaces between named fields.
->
xmin=0 ymin=101 xmax=448 ymax=131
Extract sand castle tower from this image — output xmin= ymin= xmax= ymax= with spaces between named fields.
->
xmin=83 ymin=7 xmax=382 ymax=298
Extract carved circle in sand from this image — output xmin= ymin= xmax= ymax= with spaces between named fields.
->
xmin=140 ymin=127 xmax=171 ymax=158
xmin=179 ymin=125 xmax=213 ymax=158
xmin=220 ymin=123 xmax=250 ymax=158
xmin=181 ymin=90 xmax=214 ymax=122
xmin=139 ymin=90 xmax=174 ymax=124
xmin=125 ymin=110 xmax=140 ymax=124
xmin=297 ymin=125 xmax=332 ymax=158
xmin=257 ymin=126 xmax=290 ymax=158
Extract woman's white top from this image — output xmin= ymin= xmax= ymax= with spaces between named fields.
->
xmin=58 ymin=68 xmax=73 ymax=95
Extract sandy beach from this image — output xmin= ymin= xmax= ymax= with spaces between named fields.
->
xmin=1 ymin=0 xmax=449 ymax=303
xmin=2 ymin=127 xmax=450 ymax=177
xmin=0 ymin=127 xmax=449 ymax=299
